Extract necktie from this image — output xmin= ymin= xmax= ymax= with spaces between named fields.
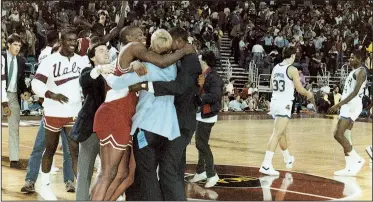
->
xmin=8 ymin=56 xmax=14 ymax=84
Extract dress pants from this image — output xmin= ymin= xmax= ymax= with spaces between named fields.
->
xmin=76 ymin=134 xmax=100 ymax=200
xmin=126 ymin=129 xmax=167 ymax=201
xmin=126 ymin=128 xmax=194 ymax=201
xmin=7 ymin=92 xmax=20 ymax=161
xmin=160 ymin=128 xmax=194 ymax=201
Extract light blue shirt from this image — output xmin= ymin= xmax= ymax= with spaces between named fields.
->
xmin=106 ymin=63 xmax=180 ymax=140
xmin=264 ymin=36 xmax=273 ymax=46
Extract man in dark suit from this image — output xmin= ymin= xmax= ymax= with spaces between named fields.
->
xmin=70 ymin=39 xmax=112 ymax=200
xmin=129 ymin=27 xmax=202 ymax=200
xmin=1 ymin=33 xmax=27 ymax=169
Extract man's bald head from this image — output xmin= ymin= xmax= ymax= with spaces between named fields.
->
xmin=119 ymin=26 xmax=145 ymax=44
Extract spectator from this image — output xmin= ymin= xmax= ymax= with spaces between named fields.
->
xmin=329 ymin=85 xmax=342 ymax=106
xmin=229 ymin=95 xmax=243 ymax=111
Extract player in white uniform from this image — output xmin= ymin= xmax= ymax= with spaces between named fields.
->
xmin=31 ymin=30 xmax=91 ymax=190
xmin=260 ymin=47 xmax=314 ymax=176
xmin=329 ymin=50 xmax=367 ymax=176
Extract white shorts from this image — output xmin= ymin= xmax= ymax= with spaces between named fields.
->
xmin=269 ymin=100 xmax=293 ymax=119
xmin=338 ymin=103 xmax=363 ymax=122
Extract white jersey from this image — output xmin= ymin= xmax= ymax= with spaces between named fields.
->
xmin=341 ymin=66 xmax=367 ymax=106
xmin=38 ymin=46 xmax=53 ymax=63
xmin=32 ymin=52 xmax=91 ymax=117
xmin=271 ymin=63 xmax=295 ymax=102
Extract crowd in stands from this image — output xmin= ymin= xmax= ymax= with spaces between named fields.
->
xmin=1 ymin=0 xmax=372 ymax=116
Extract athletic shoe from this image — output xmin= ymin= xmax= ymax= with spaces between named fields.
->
xmin=65 ymin=180 xmax=75 ymax=192
xmin=351 ymin=156 xmax=365 ymax=175
xmin=205 ymin=174 xmax=219 ymax=188
xmin=190 ymin=172 xmax=207 ymax=183
xmin=334 ymin=156 xmax=364 ymax=177
xmin=20 ymin=180 xmax=35 ymax=193
xmin=259 ymin=164 xmax=280 ymax=176
xmin=284 ymin=156 xmax=295 ymax=169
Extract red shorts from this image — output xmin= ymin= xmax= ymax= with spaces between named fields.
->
xmin=93 ymin=93 xmax=138 ymax=151
xmin=43 ymin=116 xmax=75 ymax=132
xmin=96 ymin=130 xmax=133 ymax=151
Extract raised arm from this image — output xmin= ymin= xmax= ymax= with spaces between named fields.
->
xmin=101 ymin=1 xmax=127 ymax=44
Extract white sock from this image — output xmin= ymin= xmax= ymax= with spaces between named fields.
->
xmin=344 ymin=130 xmax=352 ymax=145
xmin=348 ymin=149 xmax=360 ymax=159
xmin=281 ymin=149 xmax=291 ymax=161
xmin=41 ymin=171 xmax=51 ymax=185
xmin=263 ymin=151 xmax=275 ymax=166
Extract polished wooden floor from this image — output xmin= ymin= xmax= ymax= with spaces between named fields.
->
xmin=1 ymin=115 xmax=372 ymax=200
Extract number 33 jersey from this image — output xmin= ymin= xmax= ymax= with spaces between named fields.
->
xmin=270 ymin=63 xmax=295 ymax=103
xmin=341 ymin=66 xmax=367 ymax=106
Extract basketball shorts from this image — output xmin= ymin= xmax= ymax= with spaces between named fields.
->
xmin=338 ymin=103 xmax=363 ymax=122
xmin=269 ymin=101 xmax=293 ymax=119
xmin=43 ymin=116 xmax=75 ymax=132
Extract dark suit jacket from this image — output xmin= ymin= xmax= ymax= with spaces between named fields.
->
xmin=1 ymin=52 xmax=27 ymax=106
xmin=70 ymin=67 xmax=106 ymax=142
xmin=153 ymin=53 xmax=202 ymax=132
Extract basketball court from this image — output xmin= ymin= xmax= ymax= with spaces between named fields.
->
xmin=1 ymin=114 xmax=372 ymax=200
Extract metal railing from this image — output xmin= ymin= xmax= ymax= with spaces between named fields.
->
xmin=225 ymin=59 xmax=232 ymax=81
xmin=248 ymin=60 xmax=258 ymax=85
xmin=339 ymin=63 xmax=350 ymax=87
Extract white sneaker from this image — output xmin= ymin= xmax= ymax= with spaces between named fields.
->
xmin=117 ymin=195 xmax=123 ymax=201
xmin=205 ymin=174 xmax=219 ymax=188
xmin=259 ymin=165 xmax=280 ymax=176
xmin=39 ymin=184 xmax=57 ymax=200
xmin=190 ymin=172 xmax=207 ymax=183
xmin=284 ymin=156 xmax=295 ymax=169
xmin=351 ymin=156 xmax=365 ymax=174
xmin=334 ymin=156 xmax=356 ymax=177
xmin=334 ymin=167 xmax=356 ymax=177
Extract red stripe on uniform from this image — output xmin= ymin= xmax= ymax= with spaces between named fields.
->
xmin=54 ymin=76 xmax=79 ymax=86
xmin=34 ymin=74 xmax=48 ymax=84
